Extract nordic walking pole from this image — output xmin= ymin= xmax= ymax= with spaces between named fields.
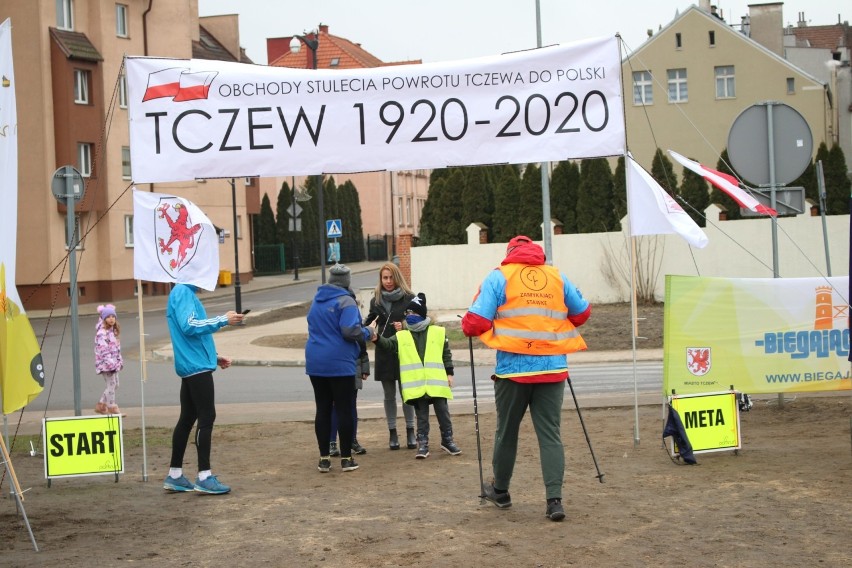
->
xmin=460 ymin=316 xmax=486 ymax=499
xmin=566 ymin=377 xmax=605 ymax=483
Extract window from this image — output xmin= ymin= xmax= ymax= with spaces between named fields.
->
xmin=118 ymin=75 xmax=128 ymax=108
xmin=632 ymin=71 xmax=653 ymax=105
xmin=236 ymin=216 xmax=242 ymax=239
xmin=715 ymin=65 xmax=735 ymax=99
xmin=78 ymin=143 xmax=93 ymax=177
xmin=709 ymin=31 xmax=716 ymax=46
xmin=330 ymin=57 xmax=340 ymax=67
xmin=115 ymin=4 xmax=128 ymax=37
xmin=121 ymin=146 xmax=132 ymax=179
xmin=667 ymin=68 xmax=688 ymax=102
xmin=244 ymin=177 xmax=254 ymax=186
xmin=675 ymin=33 xmax=682 ymax=48
xmin=786 ymin=77 xmax=795 ymax=94
xmin=397 ymin=197 xmax=403 ymax=226
xmin=74 ymin=69 xmax=90 ymax=104
xmin=124 ymin=215 xmax=134 ymax=247
xmin=405 ymin=198 xmax=412 ymax=225
xmin=56 ymin=0 xmax=74 ymax=30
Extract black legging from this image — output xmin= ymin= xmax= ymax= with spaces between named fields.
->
xmin=170 ymin=371 xmax=216 ymax=472
xmin=310 ymin=375 xmax=355 ymax=458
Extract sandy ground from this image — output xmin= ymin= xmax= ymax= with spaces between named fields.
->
xmin=2 ymin=394 xmax=851 ymax=567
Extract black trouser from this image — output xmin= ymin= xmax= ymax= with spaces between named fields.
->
xmin=170 ymin=371 xmax=216 ymax=472
xmin=310 ymin=375 xmax=356 ymax=458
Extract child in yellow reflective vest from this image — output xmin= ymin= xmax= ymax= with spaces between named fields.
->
xmin=372 ymin=293 xmax=461 ymax=459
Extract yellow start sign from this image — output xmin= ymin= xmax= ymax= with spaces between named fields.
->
xmin=670 ymin=391 xmax=741 ymax=454
xmin=42 ymin=415 xmax=124 ymax=479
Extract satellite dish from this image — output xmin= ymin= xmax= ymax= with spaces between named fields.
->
xmin=727 ymin=103 xmax=812 ymax=186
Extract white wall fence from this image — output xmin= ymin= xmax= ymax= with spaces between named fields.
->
xmin=411 ymin=204 xmax=850 ymax=310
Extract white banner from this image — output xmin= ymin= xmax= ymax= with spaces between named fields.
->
xmin=126 ymin=36 xmax=623 ymax=183
xmin=1 ymin=18 xmax=45 ymax=414
xmin=132 ymin=190 xmax=220 ymax=291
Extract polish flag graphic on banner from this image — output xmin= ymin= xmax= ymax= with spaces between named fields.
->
xmin=668 ymin=149 xmax=777 ymax=216
xmin=141 ymin=67 xmax=188 ymax=102
xmin=173 ymin=70 xmax=218 ymax=102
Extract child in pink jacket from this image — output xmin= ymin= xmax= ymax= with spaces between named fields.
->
xmin=94 ymin=304 xmax=124 ymax=416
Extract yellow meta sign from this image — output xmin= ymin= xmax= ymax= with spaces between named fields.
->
xmin=671 ymin=391 xmax=741 ymax=454
xmin=42 ymin=415 xmax=124 ymax=479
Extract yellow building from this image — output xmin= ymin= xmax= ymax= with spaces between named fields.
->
xmin=623 ymin=2 xmax=831 ymax=177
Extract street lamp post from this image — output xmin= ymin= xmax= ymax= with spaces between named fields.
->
xmin=229 ymin=178 xmax=242 ymax=313
xmin=291 ymin=177 xmax=300 ymax=280
xmin=290 ymin=30 xmax=326 ymax=283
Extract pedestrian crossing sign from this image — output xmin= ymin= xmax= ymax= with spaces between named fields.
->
xmin=326 ymin=219 xmax=342 ymax=238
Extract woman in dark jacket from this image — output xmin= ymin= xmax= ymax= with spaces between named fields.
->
xmin=366 ymin=262 xmax=416 ymax=450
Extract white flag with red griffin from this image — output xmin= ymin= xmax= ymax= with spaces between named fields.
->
xmin=132 ymin=189 xmax=220 ymax=291
xmin=627 ymin=156 xmax=709 ymax=248
xmin=668 ymin=149 xmax=777 ymax=216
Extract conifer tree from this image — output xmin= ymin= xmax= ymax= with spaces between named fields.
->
xmin=575 ymin=158 xmax=616 ymax=233
xmin=825 ymin=144 xmax=851 ymax=214
xmin=612 ymin=156 xmax=627 ymax=226
xmin=551 ymin=160 xmax=580 ymax=234
xmin=678 ymin=160 xmax=710 ymax=227
xmin=517 ymin=164 xmax=543 ymax=239
xmin=275 ymin=181 xmax=292 ymax=244
xmin=462 ymin=166 xmax=493 ymax=240
xmin=651 ymin=148 xmax=677 ymax=196
xmin=710 ymin=149 xmax=742 ymax=220
xmin=491 ymin=165 xmax=522 ymax=243
xmin=256 ymin=193 xmax=277 ymax=246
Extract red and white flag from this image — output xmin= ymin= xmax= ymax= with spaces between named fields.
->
xmin=132 ymin=189 xmax=220 ymax=291
xmin=173 ymin=70 xmax=218 ymax=102
xmin=627 ymin=156 xmax=709 ymax=248
xmin=668 ymin=149 xmax=777 ymax=216
xmin=141 ymin=67 xmax=187 ymax=102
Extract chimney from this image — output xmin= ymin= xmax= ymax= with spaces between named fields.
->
xmin=699 ymin=0 xmax=711 ymax=14
xmin=747 ymin=3 xmax=784 ymax=57
xmin=798 ymin=12 xmax=807 ymax=27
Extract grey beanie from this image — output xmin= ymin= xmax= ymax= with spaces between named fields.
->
xmin=328 ymin=263 xmax=351 ymax=289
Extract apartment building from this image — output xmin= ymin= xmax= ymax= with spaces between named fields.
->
xmin=1 ymin=0 xmax=256 ymax=310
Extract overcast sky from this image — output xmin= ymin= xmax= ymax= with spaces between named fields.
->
xmin=198 ymin=1 xmax=848 ymax=65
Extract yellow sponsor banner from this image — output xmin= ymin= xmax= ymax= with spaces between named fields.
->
xmin=663 ymin=275 xmax=851 ymax=396
xmin=671 ymin=391 xmax=740 ymax=454
xmin=42 ymin=415 xmax=124 ymax=479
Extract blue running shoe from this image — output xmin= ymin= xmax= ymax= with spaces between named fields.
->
xmin=163 ymin=474 xmax=195 ymax=492
xmin=193 ymin=475 xmax=231 ymax=494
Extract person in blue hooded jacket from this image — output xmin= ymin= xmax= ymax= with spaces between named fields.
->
xmin=162 ymin=283 xmax=244 ymax=495
xmin=306 ymin=263 xmax=375 ymax=474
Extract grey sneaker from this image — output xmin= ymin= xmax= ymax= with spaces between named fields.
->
xmin=329 ymin=441 xmax=340 ymax=457
xmin=163 ymin=474 xmax=195 ymax=492
xmin=193 ymin=475 xmax=230 ymax=495
xmin=546 ymin=498 xmax=565 ymax=521
xmin=483 ymin=482 xmax=512 ymax=508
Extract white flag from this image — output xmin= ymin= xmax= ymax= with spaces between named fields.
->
xmin=132 ymin=189 xmax=220 ymax=290
xmin=627 ymin=156 xmax=708 ymax=249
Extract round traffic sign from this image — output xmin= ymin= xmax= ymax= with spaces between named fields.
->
xmin=50 ymin=165 xmax=85 ymax=202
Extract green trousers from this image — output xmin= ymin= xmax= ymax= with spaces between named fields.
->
xmin=492 ymin=379 xmax=565 ymax=500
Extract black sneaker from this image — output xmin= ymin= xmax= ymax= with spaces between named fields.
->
xmin=483 ymin=483 xmax=512 ymax=508
xmin=440 ymin=439 xmax=462 ymax=456
xmin=352 ymin=440 xmax=367 ymax=455
xmin=415 ymin=444 xmax=430 ymax=459
xmin=317 ymin=458 xmax=331 ymax=473
xmin=546 ymin=498 xmax=565 ymax=522
xmin=329 ymin=441 xmax=340 ymax=457
xmin=341 ymin=457 xmax=359 ymax=472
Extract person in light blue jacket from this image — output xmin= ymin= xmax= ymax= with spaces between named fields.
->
xmin=163 ymin=283 xmax=244 ymax=495
xmin=306 ymin=264 xmax=375 ymax=474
